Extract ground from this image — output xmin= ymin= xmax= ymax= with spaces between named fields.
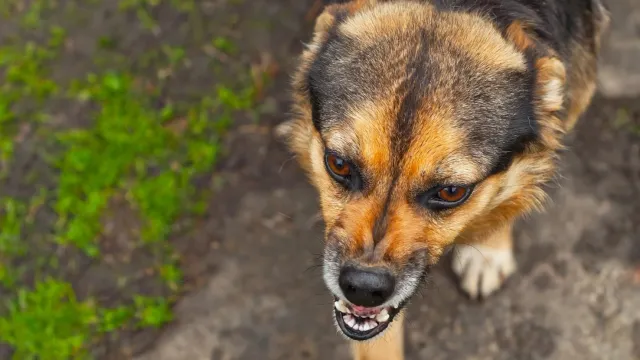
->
xmin=0 ymin=1 xmax=638 ymax=360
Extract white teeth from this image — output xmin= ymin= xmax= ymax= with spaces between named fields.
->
xmin=343 ymin=314 xmax=381 ymax=332
xmin=335 ymin=300 xmax=350 ymax=314
xmin=361 ymin=320 xmax=376 ymax=331
xmin=340 ymin=305 xmax=390 ymax=332
xmin=344 ymin=314 xmax=357 ymax=329
xmin=375 ymin=308 xmax=390 ymax=322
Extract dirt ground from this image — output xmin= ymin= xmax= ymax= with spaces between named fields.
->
xmin=138 ymin=100 xmax=640 ymax=359
xmin=1 ymin=0 xmax=639 ymax=359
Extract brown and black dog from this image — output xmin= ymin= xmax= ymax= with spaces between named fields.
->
xmin=276 ymin=0 xmax=610 ymax=359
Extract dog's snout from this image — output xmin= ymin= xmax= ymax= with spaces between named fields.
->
xmin=338 ymin=265 xmax=395 ymax=307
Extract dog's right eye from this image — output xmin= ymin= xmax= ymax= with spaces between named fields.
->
xmin=324 ymin=152 xmax=361 ymax=190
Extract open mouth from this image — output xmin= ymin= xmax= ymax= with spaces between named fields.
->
xmin=333 ymin=297 xmax=403 ymax=341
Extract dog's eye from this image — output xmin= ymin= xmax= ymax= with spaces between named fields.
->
xmin=326 ymin=154 xmax=351 ymax=177
xmin=417 ymin=185 xmax=473 ymax=210
xmin=324 ymin=152 xmax=362 ymax=190
xmin=437 ymin=186 xmax=468 ymax=202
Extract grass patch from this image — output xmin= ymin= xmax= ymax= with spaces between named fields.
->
xmin=0 ymin=26 xmax=66 ymax=176
xmin=0 ymin=279 xmax=177 ymax=359
xmin=0 ymin=0 xmax=265 ymax=357
xmin=0 ymin=279 xmax=97 ymax=359
xmin=55 ymin=71 xmax=253 ymax=255
xmin=0 ymin=198 xmax=27 ymax=288
xmin=614 ymin=107 xmax=640 ymax=135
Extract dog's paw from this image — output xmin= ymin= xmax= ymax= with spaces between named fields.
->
xmin=451 ymin=244 xmax=516 ymax=300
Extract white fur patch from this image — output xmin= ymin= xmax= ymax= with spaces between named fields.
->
xmin=451 ymin=244 xmax=516 ymax=299
xmin=542 ymin=78 xmax=564 ymax=111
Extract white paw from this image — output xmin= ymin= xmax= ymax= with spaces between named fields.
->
xmin=451 ymin=244 xmax=516 ymax=300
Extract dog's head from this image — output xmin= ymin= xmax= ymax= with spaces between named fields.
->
xmin=280 ymin=0 xmax=566 ymax=341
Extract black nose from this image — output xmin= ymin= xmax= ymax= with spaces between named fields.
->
xmin=338 ymin=265 xmax=396 ymax=307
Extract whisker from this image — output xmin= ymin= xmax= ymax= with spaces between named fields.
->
xmin=278 ymin=155 xmax=298 ymax=174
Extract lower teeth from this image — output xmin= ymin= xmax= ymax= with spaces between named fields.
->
xmin=342 ymin=314 xmax=379 ymax=332
xmin=334 ymin=300 xmax=393 ymax=332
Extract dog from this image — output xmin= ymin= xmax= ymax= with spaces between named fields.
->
xmin=276 ymin=0 xmax=610 ymax=359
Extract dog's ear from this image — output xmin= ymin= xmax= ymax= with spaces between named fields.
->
xmin=276 ymin=0 xmax=381 ymax=173
xmin=504 ymin=20 xmax=536 ymax=52
xmin=534 ymin=57 xmax=565 ymax=114
xmin=313 ymin=0 xmax=378 ymax=35
xmin=503 ymin=20 xmax=565 ymax=115
xmin=532 ymin=56 xmax=566 ymax=151
xmin=591 ymin=0 xmax=611 ymax=53
xmin=503 ymin=20 xmax=567 ymax=149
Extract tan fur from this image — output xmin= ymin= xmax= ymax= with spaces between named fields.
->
xmin=459 ymin=221 xmax=514 ymax=253
xmin=352 ymin=313 xmax=404 ymax=360
xmin=347 ymin=101 xmax=394 ymax=174
xmin=505 ymin=20 xmax=534 ymax=51
xmin=339 ymin=2 xmax=526 ymax=71
xmin=564 ymin=44 xmax=599 ymax=130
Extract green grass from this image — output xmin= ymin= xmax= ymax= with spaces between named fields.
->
xmin=0 ymin=279 xmax=176 ymax=359
xmin=212 ymin=36 xmax=237 ymax=54
xmin=54 ymin=71 xmax=253 ymax=255
xmin=0 ymin=26 xmax=66 ymax=176
xmin=0 ymin=198 xmax=27 ymax=288
xmin=614 ymin=108 xmax=640 ymax=135
xmin=0 ymin=0 xmax=263 ymax=357
xmin=0 ymin=279 xmax=97 ymax=360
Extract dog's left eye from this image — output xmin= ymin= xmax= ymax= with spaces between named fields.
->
xmin=437 ymin=186 xmax=468 ymax=202
xmin=418 ymin=185 xmax=473 ymax=210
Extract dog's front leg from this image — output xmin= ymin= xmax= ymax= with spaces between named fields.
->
xmin=452 ymin=222 xmax=517 ymax=299
xmin=351 ymin=312 xmax=404 ymax=360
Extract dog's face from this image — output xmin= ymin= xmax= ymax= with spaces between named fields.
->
xmin=281 ymin=1 xmax=565 ymax=341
